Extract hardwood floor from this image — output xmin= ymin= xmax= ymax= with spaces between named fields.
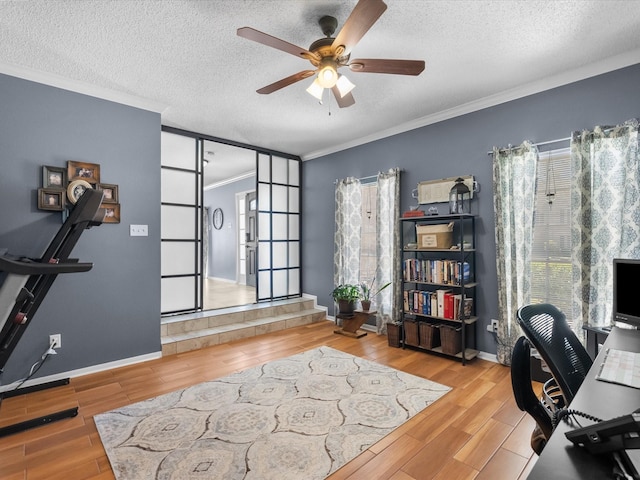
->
xmin=0 ymin=320 xmax=538 ymax=479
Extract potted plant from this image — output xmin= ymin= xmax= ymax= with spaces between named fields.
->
xmin=359 ymin=277 xmax=391 ymax=311
xmin=331 ymin=284 xmax=360 ymax=315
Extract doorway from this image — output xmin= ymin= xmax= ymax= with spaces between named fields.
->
xmin=161 ymin=127 xmax=302 ymax=316
xmin=245 ymin=191 xmax=257 ymax=288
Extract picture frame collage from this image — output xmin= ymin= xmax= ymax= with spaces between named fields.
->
xmin=38 ymin=161 xmax=121 ymax=223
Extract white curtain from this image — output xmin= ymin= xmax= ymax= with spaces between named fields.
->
xmin=492 ymin=142 xmax=539 ymax=365
xmin=334 ymin=177 xmax=362 ymax=288
xmin=571 ymin=119 xmax=640 ymax=331
xmin=376 ymin=168 xmax=401 ymax=332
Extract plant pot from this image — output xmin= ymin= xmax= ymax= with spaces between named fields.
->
xmin=361 ymin=300 xmax=371 ymax=311
xmin=338 ymin=299 xmax=356 ymax=315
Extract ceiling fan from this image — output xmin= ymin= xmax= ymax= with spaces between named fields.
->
xmin=237 ymin=0 xmax=425 ymax=108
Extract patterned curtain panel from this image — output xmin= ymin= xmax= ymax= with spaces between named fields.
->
xmin=334 ymin=178 xmax=362 ymax=288
xmin=376 ymin=168 xmax=401 ymax=333
xmin=492 ymin=142 xmax=539 ymax=365
xmin=571 ymin=119 xmax=640 ymax=331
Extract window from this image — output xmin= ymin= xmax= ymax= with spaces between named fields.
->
xmin=530 ymin=147 xmax=572 ymax=323
xmin=359 ymin=181 xmax=378 ymax=285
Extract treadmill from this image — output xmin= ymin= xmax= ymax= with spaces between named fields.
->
xmin=0 ymin=188 xmax=104 ymax=437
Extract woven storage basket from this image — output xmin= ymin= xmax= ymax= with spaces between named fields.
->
xmin=440 ymin=325 xmax=462 ymax=355
xmin=419 ymin=322 xmax=441 ymax=349
xmin=387 ymin=323 xmax=402 ymax=348
xmin=403 ymin=320 xmax=420 ymax=347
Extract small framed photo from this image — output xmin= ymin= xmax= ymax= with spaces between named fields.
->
xmin=98 ymin=183 xmax=119 ymax=204
xmin=67 ymin=160 xmax=100 ymax=184
xmin=43 ymin=165 xmax=67 ymax=188
xmin=67 ymin=179 xmax=93 ymax=204
xmin=101 ymin=203 xmax=121 ymax=224
xmin=38 ymin=188 xmax=66 ymax=211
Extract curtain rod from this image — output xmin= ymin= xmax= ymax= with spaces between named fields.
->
xmin=334 ymin=174 xmax=377 ymax=185
xmin=334 ymin=169 xmax=403 ymax=185
xmin=487 ymin=136 xmax=571 ymax=155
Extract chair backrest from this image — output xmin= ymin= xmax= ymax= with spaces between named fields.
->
xmin=517 ymin=303 xmax=593 ymax=405
xmin=511 ymin=335 xmax=553 ymax=450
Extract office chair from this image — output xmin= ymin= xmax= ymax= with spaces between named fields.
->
xmin=517 ymin=303 xmax=593 ymax=406
xmin=511 ymin=335 xmax=554 ymax=454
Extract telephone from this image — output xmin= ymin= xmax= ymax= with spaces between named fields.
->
xmin=565 ymin=412 xmax=640 ymax=454
xmin=565 ymin=411 xmax=640 ymax=480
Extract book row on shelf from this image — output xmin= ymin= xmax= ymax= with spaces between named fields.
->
xmin=403 ymin=258 xmax=471 ymax=285
xmin=403 ymin=288 xmax=473 ymax=320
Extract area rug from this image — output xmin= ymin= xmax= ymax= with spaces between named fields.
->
xmin=95 ymin=346 xmax=451 ymax=480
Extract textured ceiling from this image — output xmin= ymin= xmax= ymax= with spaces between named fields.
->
xmin=1 ymin=0 xmax=640 ymax=186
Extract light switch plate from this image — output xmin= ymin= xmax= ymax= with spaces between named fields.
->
xmin=130 ymin=224 xmax=148 ymax=236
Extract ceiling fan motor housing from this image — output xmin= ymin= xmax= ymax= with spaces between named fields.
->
xmin=318 ymin=15 xmax=338 ymax=37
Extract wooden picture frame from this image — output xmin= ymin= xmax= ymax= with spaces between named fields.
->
xmin=42 ymin=165 xmax=67 ymax=188
xmin=101 ymin=203 xmax=121 ymax=224
xmin=67 ymin=179 xmax=93 ymax=205
xmin=98 ymin=183 xmax=119 ymax=204
xmin=67 ymin=160 xmax=100 ymax=184
xmin=37 ymin=188 xmax=66 ymax=211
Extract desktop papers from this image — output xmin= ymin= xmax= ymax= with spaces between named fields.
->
xmin=596 ymin=348 xmax=640 ymax=389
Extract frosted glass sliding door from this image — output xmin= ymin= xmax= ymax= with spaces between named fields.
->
xmin=257 ymin=153 xmax=301 ymax=301
xmin=161 ymin=131 xmax=203 ymax=314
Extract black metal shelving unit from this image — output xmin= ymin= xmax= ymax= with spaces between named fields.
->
xmin=400 ymin=213 xmax=478 ymax=365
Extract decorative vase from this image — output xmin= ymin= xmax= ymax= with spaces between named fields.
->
xmin=361 ymin=300 xmax=371 ymax=311
xmin=338 ymin=299 xmax=355 ymax=315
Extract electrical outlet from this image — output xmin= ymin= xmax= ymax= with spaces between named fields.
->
xmin=487 ymin=319 xmax=499 ymax=333
xmin=50 ymin=334 xmax=61 ymax=349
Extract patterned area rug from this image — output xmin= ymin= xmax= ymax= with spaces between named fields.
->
xmin=95 ymin=346 xmax=450 ymax=480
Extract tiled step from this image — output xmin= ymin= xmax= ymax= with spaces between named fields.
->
xmin=161 ymin=297 xmax=326 ymax=355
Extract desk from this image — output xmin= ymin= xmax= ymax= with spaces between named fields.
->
xmin=528 ymin=327 xmax=640 ymax=479
xmin=584 ymin=325 xmax=611 ymax=360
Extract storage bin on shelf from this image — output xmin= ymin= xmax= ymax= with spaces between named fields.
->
xmin=404 ymin=319 xmax=420 ymax=346
xmin=441 ymin=325 xmax=462 ymax=355
xmin=416 ymin=222 xmax=454 ymax=249
xmin=419 ymin=322 xmax=441 ymax=349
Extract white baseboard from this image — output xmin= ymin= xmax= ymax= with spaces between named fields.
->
xmin=477 ymin=351 xmax=498 ymax=363
xmin=0 ymin=351 xmax=162 ymax=393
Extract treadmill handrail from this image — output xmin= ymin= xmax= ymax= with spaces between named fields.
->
xmin=0 ymin=256 xmax=93 ymax=275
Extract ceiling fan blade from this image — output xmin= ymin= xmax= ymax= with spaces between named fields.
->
xmin=332 ymin=0 xmax=387 ymax=55
xmin=237 ymin=27 xmax=314 ymax=59
xmin=256 ymin=70 xmax=316 ymax=94
xmin=331 ymin=86 xmax=355 ymax=108
xmin=349 ymin=59 xmax=425 ymax=75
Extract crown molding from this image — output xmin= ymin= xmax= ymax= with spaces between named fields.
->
xmin=302 ymin=49 xmax=640 ymax=161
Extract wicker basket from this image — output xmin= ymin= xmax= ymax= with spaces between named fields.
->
xmin=419 ymin=322 xmax=441 ymax=349
xmin=440 ymin=325 xmax=462 ymax=355
xmin=404 ymin=320 xmax=420 ymax=347
xmin=387 ymin=323 xmax=402 ymax=347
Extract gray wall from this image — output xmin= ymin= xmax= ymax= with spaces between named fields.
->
xmin=302 ymin=63 xmax=640 ymax=355
xmin=0 ymin=73 xmax=161 ymax=384
xmin=2 ymin=62 xmax=639 ymax=380
xmin=204 ymin=176 xmax=255 ymax=280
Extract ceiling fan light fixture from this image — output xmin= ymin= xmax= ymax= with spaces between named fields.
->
xmin=306 ymin=78 xmax=324 ymax=101
xmin=335 ymin=74 xmax=355 ymax=97
xmin=317 ymin=58 xmax=338 ymax=88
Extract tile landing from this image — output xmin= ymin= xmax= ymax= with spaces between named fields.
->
xmin=160 ymin=297 xmax=327 ymax=355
